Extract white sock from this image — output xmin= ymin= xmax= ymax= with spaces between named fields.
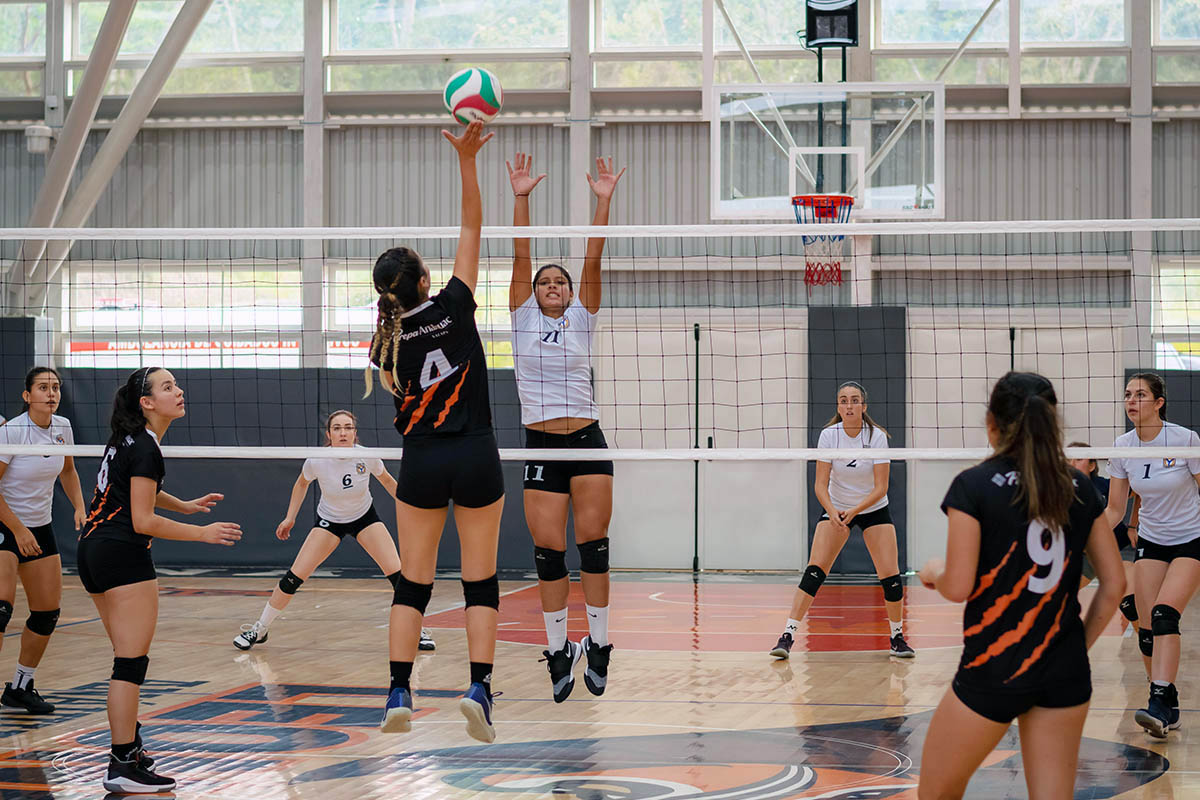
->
xmin=1152 ymin=679 xmax=1170 ymax=688
xmin=890 ymin=620 xmax=903 ymax=637
xmin=257 ymin=603 xmax=282 ymax=630
xmin=586 ymin=604 xmax=609 ymax=646
xmin=544 ymin=609 xmax=568 ymax=652
xmin=13 ymin=664 xmax=35 ymax=690
xmin=784 ymin=618 xmax=801 ymax=635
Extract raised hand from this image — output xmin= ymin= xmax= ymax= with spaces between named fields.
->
xmin=586 ymin=156 xmax=626 ymax=201
xmin=506 ymin=151 xmax=547 ymax=197
xmin=442 ymin=119 xmax=494 ymax=159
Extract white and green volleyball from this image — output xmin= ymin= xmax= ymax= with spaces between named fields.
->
xmin=443 ymin=67 xmax=503 ymax=125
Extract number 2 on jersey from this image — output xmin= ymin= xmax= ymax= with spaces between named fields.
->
xmin=419 ymin=348 xmax=458 ymax=390
xmin=1026 ymin=520 xmax=1065 ymax=594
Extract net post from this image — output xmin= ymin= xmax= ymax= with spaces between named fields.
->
xmin=692 ymin=322 xmax=701 ymax=574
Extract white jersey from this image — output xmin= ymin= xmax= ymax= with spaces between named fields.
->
xmin=301 ymin=446 xmax=385 ymax=524
xmin=817 ymin=422 xmax=890 ymax=514
xmin=0 ymin=412 xmax=74 ymax=527
xmin=1108 ymin=422 xmax=1200 ymax=546
xmin=511 ymin=294 xmax=599 ymax=426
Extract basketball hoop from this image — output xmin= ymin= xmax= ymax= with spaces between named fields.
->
xmin=792 ymin=194 xmax=854 ymax=292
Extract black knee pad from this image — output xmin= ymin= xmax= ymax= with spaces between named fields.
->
xmin=0 ymin=600 xmax=12 ymax=632
xmin=533 ymin=546 xmax=568 ymax=582
xmin=392 ymin=573 xmax=433 ymax=614
xmin=385 ymin=570 xmax=401 ymax=589
xmin=462 ymin=574 xmax=500 ymax=610
xmin=112 ymin=655 xmax=150 ymax=685
xmin=278 ymin=570 xmax=304 ymax=595
xmin=798 ymin=565 xmax=827 ymax=597
xmin=1138 ymin=628 xmax=1155 ymax=657
xmin=880 ymin=574 xmax=903 ymax=603
xmin=578 ymin=537 xmax=610 ymax=575
xmin=1152 ymin=604 xmax=1181 ymax=637
xmin=25 ymin=608 xmax=60 ymax=636
xmin=1119 ymin=595 xmax=1138 ymax=622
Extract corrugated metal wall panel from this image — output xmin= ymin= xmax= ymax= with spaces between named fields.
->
xmin=1154 ymin=120 xmax=1200 ymax=252
xmin=876 ymin=270 xmax=1130 ymax=307
xmin=0 ymin=130 xmax=46 ymax=261
xmin=327 ymin=124 xmax=568 ymax=259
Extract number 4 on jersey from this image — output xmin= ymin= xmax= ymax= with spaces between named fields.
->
xmin=420 ymin=348 xmax=458 ymax=390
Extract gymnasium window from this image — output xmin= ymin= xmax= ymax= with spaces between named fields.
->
xmin=1158 ymin=0 xmax=1200 ymax=42
xmin=74 ymin=0 xmax=304 ymax=57
xmin=332 ymin=0 xmax=568 ymax=51
xmin=875 ymin=0 xmax=1009 ymax=47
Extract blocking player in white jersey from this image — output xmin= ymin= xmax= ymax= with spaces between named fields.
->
xmin=233 ymin=410 xmax=434 ymax=652
xmin=0 ymin=367 xmax=87 ymax=714
xmin=1103 ymin=372 xmax=1200 ymax=738
xmin=770 ymin=381 xmax=915 ymax=659
xmin=507 ymin=152 xmax=625 ymax=702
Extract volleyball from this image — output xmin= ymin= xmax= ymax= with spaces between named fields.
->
xmin=443 ymin=67 xmax=503 ymax=125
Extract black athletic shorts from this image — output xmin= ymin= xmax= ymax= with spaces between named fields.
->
xmin=314 ymin=506 xmax=381 ymax=539
xmin=1135 ymin=536 xmax=1200 ymax=563
xmin=819 ymin=505 xmax=894 ymax=532
xmin=523 ymin=422 xmax=614 ymax=493
xmin=0 ymin=522 xmax=59 ymax=563
xmin=952 ymin=649 xmax=1092 ymax=724
xmin=77 ymin=537 xmax=157 ymax=595
xmin=396 ymin=431 xmax=505 ymax=510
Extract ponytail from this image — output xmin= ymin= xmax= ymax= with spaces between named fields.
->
xmin=108 ymin=367 xmax=160 ymax=448
xmin=989 ymin=371 xmax=1074 ymax=531
xmin=364 ymin=247 xmax=427 ymax=398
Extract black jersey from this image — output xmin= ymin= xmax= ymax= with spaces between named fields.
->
xmin=378 ymin=277 xmax=493 ymax=438
xmin=941 ymin=457 xmax=1104 ymax=691
xmin=80 ymin=428 xmax=165 ymax=547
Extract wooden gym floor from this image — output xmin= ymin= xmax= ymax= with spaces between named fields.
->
xmin=0 ymin=570 xmax=1190 ymax=799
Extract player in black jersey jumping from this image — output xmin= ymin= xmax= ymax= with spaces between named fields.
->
xmin=366 ymin=120 xmax=505 ymax=744
xmin=917 ymin=372 xmax=1124 ymax=800
xmin=79 ymin=367 xmax=241 ymax=793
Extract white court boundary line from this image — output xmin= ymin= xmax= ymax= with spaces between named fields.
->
xmin=0 ymin=217 xmax=1197 ymax=240
xmin=0 ymin=445 xmax=1194 ymax=461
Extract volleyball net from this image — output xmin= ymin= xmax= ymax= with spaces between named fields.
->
xmin=1 ymin=219 xmax=1196 ymax=568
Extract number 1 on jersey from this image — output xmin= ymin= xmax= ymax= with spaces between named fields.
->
xmin=1143 ymin=463 xmax=1152 ymax=480
xmin=419 ymin=348 xmax=458 ymax=390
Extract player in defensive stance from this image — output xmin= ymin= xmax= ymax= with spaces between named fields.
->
xmin=770 ymin=381 xmax=914 ymax=659
xmin=233 ymin=410 xmax=434 ymax=653
xmin=80 ymin=367 xmax=241 ymax=793
xmin=508 ymin=151 xmax=624 ymax=701
xmin=917 ymin=372 xmax=1123 ymax=800
xmin=1102 ymin=372 xmax=1200 ymax=738
xmin=368 ymin=121 xmax=504 ymax=743
xmin=0 ymin=367 xmax=87 ymax=714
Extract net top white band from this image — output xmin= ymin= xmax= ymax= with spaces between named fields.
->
xmin=0 ymin=218 xmax=1197 ymax=240
xmin=0 ymin=445 xmax=1194 ymax=462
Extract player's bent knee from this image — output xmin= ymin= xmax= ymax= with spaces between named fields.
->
xmin=1152 ymin=604 xmax=1181 ymax=637
xmin=462 ymin=574 xmax=500 ymax=610
xmin=392 ymin=573 xmax=433 ymax=614
xmin=112 ymin=655 xmax=149 ymax=685
xmin=278 ymin=570 xmax=304 ymax=595
xmin=1138 ymin=628 xmax=1154 ymax=657
xmin=534 ymin=546 xmax=568 ymax=582
xmin=25 ymin=608 xmax=59 ymax=636
xmin=1119 ymin=594 xmax=1138 ymax=622
xmin=880 ymin=574 xmax=903 ymax=603
xmin=798 ymin=565 xmax=827 ymax=597
xmin=0 ymin=600 xmax=12 ymax=632
xmin=578 ymin=537 xmax=610 ymax=574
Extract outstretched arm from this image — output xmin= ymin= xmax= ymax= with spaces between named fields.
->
xmin=507 ymin=152 xmax=546 ymax=311
xmin=578 ymin=157 xmax=626 ymax=314
xmin=442 ymin=121 xmax=494 ymax=294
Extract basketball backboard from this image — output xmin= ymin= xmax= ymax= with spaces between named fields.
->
xmin=710 ymin=82 xmax=945 ymax=220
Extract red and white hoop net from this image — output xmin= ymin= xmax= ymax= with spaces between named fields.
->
xmin=792 ymin=194 xmax=854 ymax=292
